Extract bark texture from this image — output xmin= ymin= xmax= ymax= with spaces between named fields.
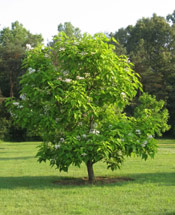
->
xmin=87 ymin=161 xmax=95 ymax=183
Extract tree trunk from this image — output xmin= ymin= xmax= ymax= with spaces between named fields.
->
xmin=87 ymin=161 xmax=95 ymax=183
xmin=9 ymin=71 xmax=14 ymax=97
xmin=87 ymin=115 xmax=95 ymax=183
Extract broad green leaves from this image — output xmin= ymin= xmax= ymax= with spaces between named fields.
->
xmin=7 ymin=33 xmax=170 ymax=176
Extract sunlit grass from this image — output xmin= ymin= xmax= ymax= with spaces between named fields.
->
xmin=0 ymin=139 xmax=175 ymax=215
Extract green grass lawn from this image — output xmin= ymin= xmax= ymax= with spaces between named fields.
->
xmin=0 ymin=139 xmax=175 ymax=215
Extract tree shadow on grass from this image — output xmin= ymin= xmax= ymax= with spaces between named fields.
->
xmin=0 ymin=176 xmax=79 ymax=189
xmin=0 ymin=172 xmax=174 ymax=189
xmin=0 ymin=156 xmax=34 ymax=161
xmin=158 ymin=212 xmax=175 ymax=215
xmin=163 ymin=213 xmax=175 ymax=215
xmin=126 ymin=172 xmax=175 ymax=186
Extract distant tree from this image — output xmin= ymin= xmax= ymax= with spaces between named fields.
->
xmin=0 ymin=21 xmax=43 ymax=97
xmin=109 ymin=32 xmax=127 ymax=56
xmin=166 ymin=10 xmax=175 ymax=24
xmin=113 ymin=26 xmax=132 ymax=50
xmin=57 ymin=22 xmax=81 ymax=38
xmin=114 ymin=14 xmax=174 ymax=98
xmin=113 ymin=14 xmax=175 ymax=136
xmin=7 ymin=33 xmax=170 ymax=183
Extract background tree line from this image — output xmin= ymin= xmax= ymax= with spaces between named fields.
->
xmin=0 ymin=11 xmax=175 ymax=140
xmin=112 ymin=11 xmax=175 ymax=137
xmin=0 ymin=21 xmax=43 ymax=140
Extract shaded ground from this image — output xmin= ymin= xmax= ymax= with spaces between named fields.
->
xmin=53 ymin=176 xmax=134 ymax=185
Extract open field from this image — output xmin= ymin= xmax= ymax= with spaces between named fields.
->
xmin=0 ymin=139 xmax=175 ymax=215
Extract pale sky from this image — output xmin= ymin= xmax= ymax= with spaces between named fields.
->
xmin=0 ymin=0 xmax=175 ymax=44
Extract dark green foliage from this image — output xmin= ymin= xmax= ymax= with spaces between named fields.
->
xmin=0 ymin=21 xmax=43 ymax=97
xmin=113 ymin=13 xmax=175 ymax=136
xmin=0 ymin=100 xmax=27 ymax=141
xmin=0 ymin=21 xmax=43 ymax=141
xmin=57 ymin=22 xmax=81 ymax=38
xmin=0 ymin=101 xmax=10 ymax=140
xmin=0 ymin=99 xmax=42 ymax=141
xmin=166 ymin=10 xmax=175 ymax=24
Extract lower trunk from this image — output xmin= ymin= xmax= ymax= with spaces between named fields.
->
xmin=87 ymin=161 xmax=95 ymax=183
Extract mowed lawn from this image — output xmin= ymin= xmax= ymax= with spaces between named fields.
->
xmin=0 ymin=139 xmax=175 ymax=215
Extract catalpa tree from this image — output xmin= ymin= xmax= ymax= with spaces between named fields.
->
xmin=7 ymin=33 xmax=170 ymax=183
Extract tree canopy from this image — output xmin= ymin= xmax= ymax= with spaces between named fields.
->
xmin=7 ymin=33 xmax=170 ymax=182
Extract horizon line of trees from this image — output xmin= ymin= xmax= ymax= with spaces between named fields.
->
xmin=0 ymin=10 xmax=175 ymax=140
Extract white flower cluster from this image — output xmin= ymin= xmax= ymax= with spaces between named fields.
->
xmin=82 ymin=134 xmax=87 ymax=138
xmin=59 ymin=47 xmax=65 ymax=51
xmin=73 ymin=41 xmax=79 ymax=45
xmin=28 ymin=68 xmax=36 ymax=74
xmin=54 ymin=138 xmax=65 ymax=149
xmin=26 ymin=44 xmax=33 ymax=50
xmin=127 ymin=58 xmax=131 ymax=63
xmin=10 ymin=111 xmax=16 ymax=117
xmin=148 ymin=134 xmax=153 ymax=139
xmin=13 ymin=102 xmax=19 ymax=106
xmin=64 ymin=78 xmax=72 ymax=83
xmin=43 ymin=105 xmax=50 ymax=114
xmin=13 ymin=102 xmax=23 ymax=108
xmin=84 ymin=73 xmax=90 ymax=77
xmin=76 ymin=76 xmax=84 ymax=80
xmin=55 ymin=144 xmax=61 ymax=149
xmin=81 ymin=153 xmax=87 ymax=157
xmin=89 ymin=129 xmax=100 ymax=135
xmin=136 ymin=129 xmax=141 ymax=135
xmin=76 ymin=134 xmax=87 ymax=141
xmin=76 ymin=135 xmax=81 ymax=140
xmin=80 ymin=52 xmax=88 ymax=56
xmin=58 ymin=77 xmax=72 ymax=83
xmin=60 ymin=138 xmax=65 ymax=142
xmin=20 ymin=94 xmax=26 ymax=100
xmin=62 ymin=71 xmax=69 ymax=76
xmin=121 ymin=92 xmax=126 ymax=98
xmin=141 ymin=140 xmax=148 ymax=147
